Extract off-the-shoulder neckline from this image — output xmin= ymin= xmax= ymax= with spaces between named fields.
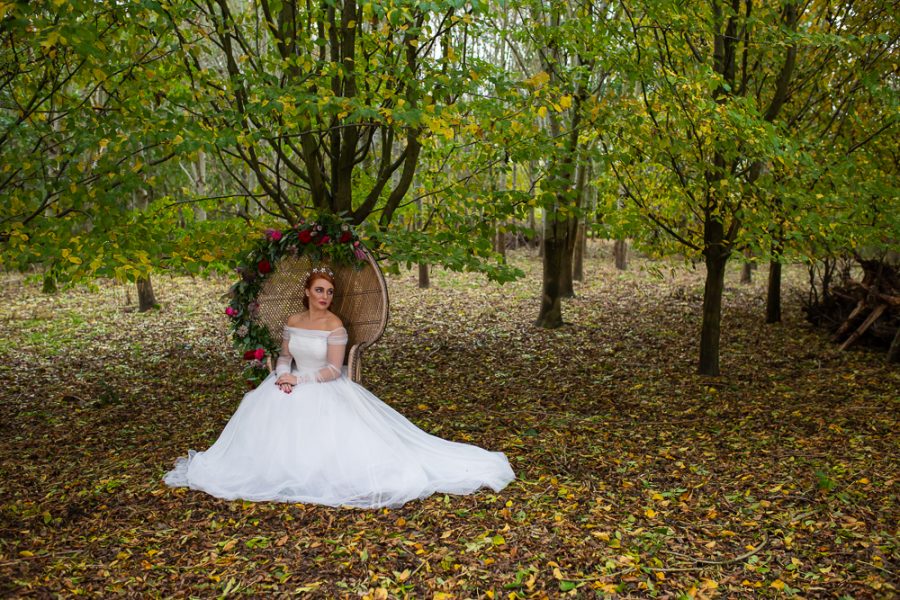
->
xmin=284 ymin=325 xmax=346 ymax=333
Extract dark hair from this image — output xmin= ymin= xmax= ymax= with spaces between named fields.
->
xmin=302 ymin=271 xmax=336 ymax=310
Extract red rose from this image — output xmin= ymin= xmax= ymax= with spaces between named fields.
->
xmin=254 ymin=347 xmax=265 ymax=361
xmin=339 ymin=230 xmax=352 ymax=243
xmin=257 ymin=259 xmax=272 ymax=274
xmin=298 ymin=229 xmax=313 ymax=244
xmin=315 ymin=234 xmax=330 ymax=246
xmin=243 ymin=350 xmax=256 ymax=360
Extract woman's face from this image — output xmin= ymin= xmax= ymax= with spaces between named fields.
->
xmin=307 ymin=277 xmax=334 ymax=310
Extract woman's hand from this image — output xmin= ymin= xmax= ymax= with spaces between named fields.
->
xmin=275 ymin=374 xmax=298 ymax=393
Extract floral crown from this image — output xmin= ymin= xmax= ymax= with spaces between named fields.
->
xmin=304 ymin=266 xmax=335 ymax=285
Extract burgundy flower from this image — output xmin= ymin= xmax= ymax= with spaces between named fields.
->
xmin=298 ymin=229 xmax=313 ymax=244
xmin=339 ymin=230 xmax=352 ymax=244
xmin=254 ymin=347 xmax=265 ymax=361
xmin=243 ymin=349 xmax=257 ymax=360
xmin=257 ymin=259 xmax=272 ymax=274
xmin=315 ymin=234 xmax=330 ymax=246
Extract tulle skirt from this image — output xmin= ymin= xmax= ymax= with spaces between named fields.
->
xmin=164 ymin=372 xmax=515 ymax=508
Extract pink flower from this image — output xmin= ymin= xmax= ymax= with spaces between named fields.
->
xmin=354 ymin=248 xmax=367 ymax=261
xmin=243 ymin=349 xmax=257 ymax=360
xmin=225 ymin=306 xmax=238 ymax=317
xmin=315 ymin=234 xmax=330 ymax=246
xmin=265 ymin=229 xmax=283 ymax=241
xmin=254 ymin=347 xmax=265 ymax=361
xmin=353 ymin=240 xmax=360 ymax=247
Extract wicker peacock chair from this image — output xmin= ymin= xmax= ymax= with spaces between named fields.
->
xmin=252 ymin=246 xmax=388 ymax=384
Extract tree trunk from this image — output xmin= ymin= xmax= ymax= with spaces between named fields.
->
xmin=614 ymin=239 xmax=628 ymax=270
xmin=888 ymin=325 xmax=900 ymax=364
xmin=494 ymin=225 xmax=506 ymax=260
xmin=137 ymin=275 xmax=158 ymax=312
xmin=42 ymin=274 xmax=58 ymax=294
xmin=535 ymin=234 xmax=565 ymax=328
xmin=573 ymin=222 xmax=585 ymax=282
xmin=527 ymin=207 xmax=537 ymax=251
xmin=560 ymin=232 xmax=575 ymax=297
xmin=418 ymin=263 xmax=430 ymax=289
xmin=740 ymin=249 xmax=754 ymax=284
xmin=698 ymin=221 xmax=729 ymax=376
xmin=538 ymin=214 xmax=545 ymax=258
xmin=766 ymin=260 xmax=782 ymax=323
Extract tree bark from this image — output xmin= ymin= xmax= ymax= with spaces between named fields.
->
xmin=418 ymin=263 xmax=430 ymax=289
xmin=614 ymin=239 xmax=628 ymax=270
xmin=42 ymin=274 xmax=58 ymax=294
xmin=494 ymin=225 xmax=506 ymax=259
xmin=535 ymin=234 xmax=565 ymax=328
xmin=740 ymin=249 xmax=754 ymax=284
xmin=560 ymin=235 xmax=575 ymax=297
xmin=137 ymin=275 xmax=158 ymax=312
xmin=766 ymin=260 xmax=782 ymax=323
xmin=698 ymin=220 xmax=729 ymax=376
xmin=573 ymin=222 xmax=585 ymax=282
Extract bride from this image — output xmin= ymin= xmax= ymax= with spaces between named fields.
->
xmin=164 ymin=268 xmax=515 ymax=508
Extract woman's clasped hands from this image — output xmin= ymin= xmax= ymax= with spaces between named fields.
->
xmin=275 ymin=374 xmax=298 ymax=393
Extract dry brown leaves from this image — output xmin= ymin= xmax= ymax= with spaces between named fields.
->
xmin=0 ymin=247 xmax=897 ymax=598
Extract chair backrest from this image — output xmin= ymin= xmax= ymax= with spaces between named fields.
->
xmin=253 ymin=246 xmax=389 ymax=365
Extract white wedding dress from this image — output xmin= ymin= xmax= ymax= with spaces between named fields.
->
xmin=164 ymin=326 xmax=514 ymax=508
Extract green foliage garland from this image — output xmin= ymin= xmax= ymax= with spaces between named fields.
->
xmin=225 ymin=214 xmax=366 ymax=384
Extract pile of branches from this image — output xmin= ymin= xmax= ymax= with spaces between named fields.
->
xmin=803 ymin=256 xmax=900 ymax=363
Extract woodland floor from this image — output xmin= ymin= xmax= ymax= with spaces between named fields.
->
xmin=0 ymin=247 xmax=897 ymax=599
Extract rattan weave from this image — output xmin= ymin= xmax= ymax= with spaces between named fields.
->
xmin=253 ymin=246 xmax=388 ymax=383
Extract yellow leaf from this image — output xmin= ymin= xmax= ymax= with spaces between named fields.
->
xmin=201 ymin=252 xmax=215 ymax=262
xmin=172 ymin=134 xmax=184 ymax=145
xmin=537 ymin=106 xmax=548 ymax=119
xmin=394 ymin=517 xmax=406 ymax=527
xmin=19 ymin=550 xmax=34 ymax=557
xmin=525 ymin=71 xmax=550 ymax=88
xmin=222 ymin=539 xmax=237 ymax=552
xmin=93 ymin=68 xmax=106 ymax=82
xmin=559 ymin=95 xmax=572 ymax=109
xmin=644 ymin=508 xmax=656 ymax=518
xmin=40 ymin=31 xmax=60 ymax=49
xmin=68 ymin=255 xmax=82 ymax=265
xmin=770 ymin=579 xmax=785 ymax=590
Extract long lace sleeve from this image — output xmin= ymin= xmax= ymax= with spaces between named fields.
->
xmin=296 ymin=327 xmax=347 ymax=384
xmin=275 ymin=328 xmax=293 ymax=375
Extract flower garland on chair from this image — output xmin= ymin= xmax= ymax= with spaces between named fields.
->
xmin=225 ymin=214 xmax=367 ymax=384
